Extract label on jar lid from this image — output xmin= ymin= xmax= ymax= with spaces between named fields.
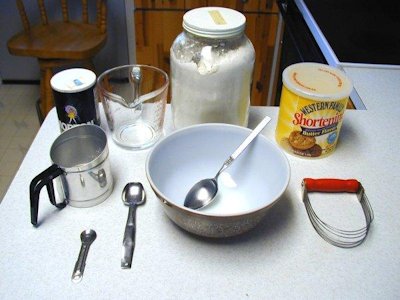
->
xmin=208 ymin=10 xmax=227 ymax=25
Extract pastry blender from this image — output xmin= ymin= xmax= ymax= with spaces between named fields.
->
xmin=302 ymin=178 xmax=374 ymax=248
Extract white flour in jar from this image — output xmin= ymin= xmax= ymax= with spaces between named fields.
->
xmin=170 ymin=39 xmax=255 ymax=129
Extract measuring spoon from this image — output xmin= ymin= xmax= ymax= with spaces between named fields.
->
xmin=121 ymin=182 xmax=146 ymax=269
xmin=71 ymin=229 xmax=97 ymax=283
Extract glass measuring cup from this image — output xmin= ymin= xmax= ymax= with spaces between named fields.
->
xmin=97 ymin=65 xmax=169 ymax=150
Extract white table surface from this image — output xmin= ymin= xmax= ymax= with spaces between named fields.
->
xmin=1 ymin=67 xmax=399 ymax=299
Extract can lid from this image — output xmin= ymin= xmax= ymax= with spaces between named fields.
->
xmin=183 ymin=7 xmax=246 ymax=39
xmin=50 ymin=68 xmax=96 ymax=93
xmin=282 ymin=63 xmax=353 ymax=101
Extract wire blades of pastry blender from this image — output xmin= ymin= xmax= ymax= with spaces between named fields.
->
xmin=302 ymin=178 xmax=374 ymax=248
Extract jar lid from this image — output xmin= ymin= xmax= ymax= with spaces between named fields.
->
xmin=50 ymin=68 xmax=96 ymax=93
xmin=282 ymin=63 xmax=353 ymax=101
xmin=183 ymin=7 xmax=246 ymax=39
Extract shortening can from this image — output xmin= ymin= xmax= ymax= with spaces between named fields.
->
xmin=275 ymin=63 xmax=353 ymax=158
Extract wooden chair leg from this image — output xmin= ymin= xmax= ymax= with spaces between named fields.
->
xmin=35 ymin=98 xmax=44 ymax=124
xmin=39 ymin=65 xmax=54 ymax=117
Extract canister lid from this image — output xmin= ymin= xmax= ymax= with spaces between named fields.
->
xmin=50 ymin=68 xmax=96 ymax=93
xmin=183 ymin=7 xmax=246 ymax=39
xmin=282 ymin=63 xmax=353 ymax=101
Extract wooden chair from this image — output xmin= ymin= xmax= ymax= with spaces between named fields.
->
xmin=7 ymin=0 xmax=107 ymax=119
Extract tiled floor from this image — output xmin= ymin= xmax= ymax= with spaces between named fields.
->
xmin=0 ymin=84 xmax=40 ymax=202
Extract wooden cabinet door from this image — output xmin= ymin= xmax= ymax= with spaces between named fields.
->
xmin=135 ymin=10 xmax=184 ymax=73
xmin=207 ymin=0 xmax=258 ymax=11
xmin=135 ymin=0 xmax=185 ymax=9
xmin=207 ymin=0 xmax=278 ymax=12
xmin=245 ymin=12 xmax=279 ymax=106
xmin=185 ymin=0 xmax=208 ymax=8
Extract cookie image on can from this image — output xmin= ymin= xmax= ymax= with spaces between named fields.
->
xmin=287 ymin=131 xmax=321 ymax=157
xmin=288 ymin=131 xmax=316 ymax=150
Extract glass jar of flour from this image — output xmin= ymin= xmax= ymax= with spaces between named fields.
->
xmin=170 ymin=7 xmax=255 ymax=129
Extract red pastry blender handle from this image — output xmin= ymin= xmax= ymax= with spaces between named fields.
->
xmin=302 ymin=178 xmax=361 ymax=193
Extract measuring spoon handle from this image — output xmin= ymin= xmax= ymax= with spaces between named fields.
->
xmin=121 ymin=206 xmax=137 ymax=269
xmin=72 ymin=243 xmax=92 ymax=283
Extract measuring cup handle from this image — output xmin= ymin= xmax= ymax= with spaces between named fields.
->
xmin=29 ymin=164 xmax=66 ymax=226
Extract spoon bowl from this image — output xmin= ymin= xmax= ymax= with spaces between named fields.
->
xmin=81 ymin=229 xmax=97 ymax=243
xmin=122 ymin=182 xmax=146 ymax=206
xmin=185 ymin=178 xmax=218 ymax=210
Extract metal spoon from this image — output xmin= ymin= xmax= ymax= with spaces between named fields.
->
xmin=121 ymin=182 xmax=146 ymax=269
xmin=129 ymin=66 xmax=142 ymax=108
xmin=71 ymin=229 xmax=97 ymax=283
xmin=184 ymin=115 xmax=272 ymax=210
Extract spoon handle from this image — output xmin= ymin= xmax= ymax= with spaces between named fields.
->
xmin=231 ymin=115 xmax=271 ymax=160
xmin=215 ymin=116 xmax=272 ymax=179
xmin=72 ymin=240 xmax=94 ymax=283
xmin=121 ymin=206 xmax=137 ymax=269
xmin=129 ymin=66 xmax=143 ymax=109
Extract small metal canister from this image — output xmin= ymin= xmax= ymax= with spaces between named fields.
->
xmin=49 ymin=125 xmax=113 ymax=208
xmin=30 ymin=125 xmax=113 ymax=226
xmin=51 ymin=68 xmax=100 ymax=132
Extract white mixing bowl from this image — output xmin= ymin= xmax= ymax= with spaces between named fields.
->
xmin=146 ymin=123 xmax=290 ymax=237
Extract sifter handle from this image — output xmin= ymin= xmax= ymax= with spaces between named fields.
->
xmin=303 ymin=178 xmax=360 ymax=193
